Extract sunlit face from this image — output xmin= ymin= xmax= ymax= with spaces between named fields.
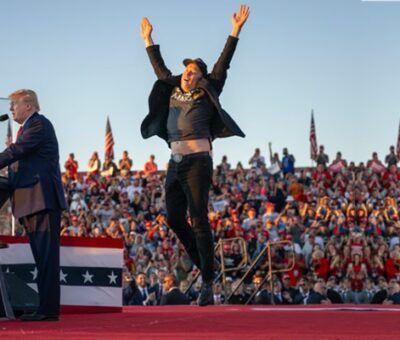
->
xmin=10 ymin=97 xmax=32 ymax=124
xmin=163 ymin=276 xmax=174 ymax=291
xmin=181 ymin=63 xmax=202 ymax=92
xmin=136 ymin=273 xmax=146 ymax=288
xmin=253 ymin=277 xmax=262 ymax=287
xmin=179 ymin=281 xmax=188 ymax=293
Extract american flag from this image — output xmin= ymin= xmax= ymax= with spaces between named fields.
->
xmin=397 ymin=120 xmax=400 ymax=160
xmin=310 ymin=110 xmax=318 ymax=160
xmin=105 ymin=116 xmax=115 ymax=160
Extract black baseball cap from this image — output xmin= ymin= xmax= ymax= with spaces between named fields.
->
xmin=183 ymin=58 xmax=208 ymax=76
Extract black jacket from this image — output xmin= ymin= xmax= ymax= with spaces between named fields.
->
xmin=160 ymin=287 xmax=189 ymax=305
xmin=141 ymin=36 xmax=245 ymax=145
xmin=326 ymin=288 xmax=343 ymax=304
xmin=388 ymin=292 xmax=400 ymax=304
xmin=306 ymin=292 xmax=325 ymax=304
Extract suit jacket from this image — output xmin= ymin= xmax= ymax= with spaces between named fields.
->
xmin=125 ymin=285 xmax=154 ymax=306
xmin=326 ymin=288 xmax=343 ymax=304
xmin=371 ymin=289 xmax=388 ymax=304
xmin=151 ymin=282 xmax=164 ymax=305
xmin=389 ymin=292 xmax=400 ymax=304
xmin=355 ymin=290 xmax=375 ymax=304
xmin=340 ymin=289 xmax=356 ymax=304
xmin=141 ymin=36 xmax=245 ymax=145
xmin=0 ymin=113 xmax=66 ymax=218
xmin=293 ymin=291 xmax=310 ymax=305
xmin=253 ymin=289 xmax=285 ymax=305
xmin=253 ymin=289 xmax=272 ymax=305
xmin=123 ymin=281 xmax=141 ymax=306
xmin=160 ymin=287 xmax=189 ymax=306
xmin=306 ymin=292 xmax=325 ymax=304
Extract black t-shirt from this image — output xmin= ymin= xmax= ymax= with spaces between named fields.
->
xmin=167 ymin=87 xmax=214 ymax=142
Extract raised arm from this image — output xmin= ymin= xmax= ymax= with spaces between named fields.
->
xmin=140 ymin=17 xmax=172 ymax=79
xmin=209 ymin=5 xmax=250 ymax=93
xmin=230 ymin=4 xmax=250 ymax=38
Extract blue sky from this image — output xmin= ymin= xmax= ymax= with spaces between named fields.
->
xmin=1 ymin=0 xmax=400 ymax=170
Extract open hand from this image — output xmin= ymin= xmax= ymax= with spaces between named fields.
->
xmin=231 ymin=5 xmax=250 ymax=37
xmin=141 ymin=17 xmax=154 ymax=47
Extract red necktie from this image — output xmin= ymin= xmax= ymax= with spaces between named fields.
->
xmin=16 ymin=126 xmax=24 ymax=139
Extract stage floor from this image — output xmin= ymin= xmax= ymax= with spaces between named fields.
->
xmin=1 ymin=305 xmax=400 ymax=339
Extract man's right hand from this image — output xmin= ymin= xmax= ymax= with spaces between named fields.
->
xmin=141 ymin=17 xmax=154 ymax=47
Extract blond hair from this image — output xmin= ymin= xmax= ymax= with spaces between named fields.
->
xmin=8 ymin=89 xmax=40 ymax=111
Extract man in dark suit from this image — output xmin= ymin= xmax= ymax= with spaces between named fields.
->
xmin=140 ymin=4 xmax=249 ymax=307
xmin=384 ymin=279 xmax=400 ymax=305
xmin=127 ymin=272 xmax=157 ymax=306
xmin=371 ymin=276 xmax=388 ymax=304
xmin=306 ymin=281 xmax=331 ymax=305
xmin=293 ymin=278 xmax=311 ymax=305
xmin=160 ymin=274 xmax=189 ymax=306
xmin=326 ymin=276 xmax=343 ymax=304
xmin=0 ymin=89 xmax=66 ymax=321
xmin=252 ymin=274 xmax=273 ymax=305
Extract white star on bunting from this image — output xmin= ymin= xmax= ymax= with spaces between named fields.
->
xmin=30 ymin=267 xmax=38 ymax=280
xmin=82 ymin=270 xmax=94 ymax=284
xmin=107 ymin=271 xmax=118 ymax=285
xmin=60 ymin=269 xmax=68 ymax=283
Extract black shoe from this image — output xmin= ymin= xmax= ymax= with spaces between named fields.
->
xmin=198 ymin=282 xmax=214 ymax=306
xmin=20 ymin=312 xmax=59 ymax=321
xmin=0 ymin=241 xmax=8 ymax=249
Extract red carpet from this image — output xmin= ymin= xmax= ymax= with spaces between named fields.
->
xmin=1 ymin=305 xmax=400 ymax=339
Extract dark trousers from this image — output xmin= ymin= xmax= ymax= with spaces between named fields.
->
xmin=20 ymin=209 xmax=61 ymax=316
xmin=165 ymin=153 xmax=214 ymax=283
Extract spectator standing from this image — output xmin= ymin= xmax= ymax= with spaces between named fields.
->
xmin=64 ymin=153 xmax=79 ymax=181
xmin=217 ymin=155 xmax=231 ymax=183
xmin=281 ymin=147 xmax=295 ymax=176
xmin=101 ymin=156 xmax=118 ymax=177
xmin=87 ymin=151 xmax=101 ymax=176
xmin=328 ymin=152 xmax=347 ymax=174
xmin=385 ymin=146 xmax=399 ymax=168
xmin=315 ymin=145 xmax=329 ymax=168
xmin=144 ymin=154 xmax=158 ymax=177
xmin=119 ymin=150 xmax=133 ymax=177
xmin=268 ymin=142 xmax=282 ymax=177
xmin=248 ymin=147 xmax=265 ymax=170
xmin=367 ymin=152 xmax=386 ymax=174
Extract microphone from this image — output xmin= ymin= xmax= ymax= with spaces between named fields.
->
xmin=0 ymin=114 xmax=9 ymax=122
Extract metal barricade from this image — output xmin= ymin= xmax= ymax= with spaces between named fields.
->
xmin=227 ymin=239 xmax=295 ymax=305
xmin=217 ymin=237 xmax=249 ymax=302
xmin=184 ymin=237 xmax=249 ymax=296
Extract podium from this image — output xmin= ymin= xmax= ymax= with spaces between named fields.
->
xmin=0 ymin=175 xmax=13 ymax=319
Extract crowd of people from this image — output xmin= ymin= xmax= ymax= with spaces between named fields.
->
xmin=10 ymin=144 xmax=400 ymax=306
